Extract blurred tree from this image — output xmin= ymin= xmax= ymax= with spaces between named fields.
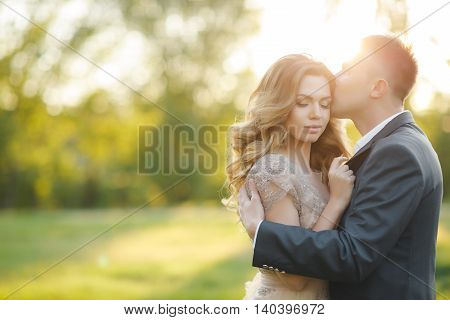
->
xmin=0 ymin=0 xmax=259 ymax=208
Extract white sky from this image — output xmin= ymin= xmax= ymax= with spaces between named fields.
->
xmin=227 ymin=0 xmax=450 ymax=111
xmin=2 ymin=0 xmax=448 ymax=114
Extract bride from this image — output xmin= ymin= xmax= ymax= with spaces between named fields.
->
xmin=224 ymin=54 xmax=356 ymax=299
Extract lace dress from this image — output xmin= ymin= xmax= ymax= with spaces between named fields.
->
xmin=242 ymin=153 xmax=331 ymax=300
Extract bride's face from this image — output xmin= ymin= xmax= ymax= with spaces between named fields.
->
xmin=285 ymin=74 xmax=331 ymax=144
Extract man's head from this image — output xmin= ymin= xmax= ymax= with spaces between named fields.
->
xmin=332 ymin=35 xmax=418 ymax=119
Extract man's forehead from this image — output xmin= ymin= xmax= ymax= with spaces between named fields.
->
xmin=341 ymin=54 xmax=373 ymax=71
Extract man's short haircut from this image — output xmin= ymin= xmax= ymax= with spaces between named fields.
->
xmin=360 ymin=35 xmax=418 ymax=101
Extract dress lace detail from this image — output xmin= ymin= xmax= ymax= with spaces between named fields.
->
xmin=244 ymin=153 xmax=329 ymax=229
xmin=243 ymin=153 xmax=330 ymax=300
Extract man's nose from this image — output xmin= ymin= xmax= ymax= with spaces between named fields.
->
xmin=335 ymin=70 xmax=345 ymax=82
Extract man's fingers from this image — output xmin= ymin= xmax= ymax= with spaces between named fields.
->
xmin=249 ymin=179 xmax=261 ymax=201
xmin=238 ymin=183 xmax=250 ymax=203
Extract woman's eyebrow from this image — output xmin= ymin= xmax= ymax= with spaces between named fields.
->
xmin=297 ymin=94 xmax=331 ymax=100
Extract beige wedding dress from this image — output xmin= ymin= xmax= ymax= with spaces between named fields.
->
xmin=242 ymin=153 xmax=331 ymax=299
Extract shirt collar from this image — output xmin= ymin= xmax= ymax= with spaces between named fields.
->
xmin=353 ymin=110 xmax=409 ymax=154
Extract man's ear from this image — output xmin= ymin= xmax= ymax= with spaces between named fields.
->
xmin=369 ymin=79 xmax=388 ymax=99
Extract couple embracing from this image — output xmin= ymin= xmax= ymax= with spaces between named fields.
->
xmin=225 ymin=35 xmax=443 ymax=300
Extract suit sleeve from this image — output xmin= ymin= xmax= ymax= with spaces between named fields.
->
xmin=252 ymin=142 xmax=425 ymax=282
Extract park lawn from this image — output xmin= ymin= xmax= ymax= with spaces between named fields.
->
xmin=436 ymin=202 xmax=450 ymax=299
xmin=0 ymin=202 xmax=449 ymax=299
xmin=0 ymin=206 xmax=255 ymax=299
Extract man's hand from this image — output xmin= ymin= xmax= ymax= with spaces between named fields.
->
xmin=237 ymin=179 xmax=265 ymax=240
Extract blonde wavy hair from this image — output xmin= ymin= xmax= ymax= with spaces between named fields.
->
xmin=223 ymin=54 xmax=351 ymax=210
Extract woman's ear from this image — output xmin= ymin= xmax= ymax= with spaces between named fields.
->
xmin=370 ymin=79 xmax=388 ymax=98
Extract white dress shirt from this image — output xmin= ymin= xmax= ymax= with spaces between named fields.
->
xmin=353 ymin=110 xmax=408 ymax=154
xmin=252 ymin=109 xmax=408 ymax=249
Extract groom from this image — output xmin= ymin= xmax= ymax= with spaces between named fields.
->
xmin=237 ymin=35 xmax=444 ymax=299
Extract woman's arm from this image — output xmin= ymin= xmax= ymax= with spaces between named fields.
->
xmin=312 ymin=198 xmax=348 ymax=231
xmin=264 ymin=194 xmax=311 ymax=290
xmin=265 ymin=195 xmax=301 ymax=226
xmin=264 ymin=190 xmax=348 ymax=289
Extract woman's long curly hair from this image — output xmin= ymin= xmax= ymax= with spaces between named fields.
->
xmin=223 ymin=54 xmax=351 ymax=210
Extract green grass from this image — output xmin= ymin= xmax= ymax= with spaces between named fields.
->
xmin=0 ymin=203 xmax=449 ymax=299
xmin=436 ymin=202 xmax=450 ymax=299
xmin=0 ymin=206 xmax=255 ymax=299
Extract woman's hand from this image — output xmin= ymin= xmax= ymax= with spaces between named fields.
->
xmin=328 ymin=156 xmax=356 ymax=211
xmin=312 ymin=156 xmax=355 ymax=231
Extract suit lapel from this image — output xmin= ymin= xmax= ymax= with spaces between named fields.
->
xmin=345 ymin=111 xmax=416 ymax=174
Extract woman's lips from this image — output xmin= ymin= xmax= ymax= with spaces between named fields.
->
xmin=304 ymin=126 xmax=322 ymax=133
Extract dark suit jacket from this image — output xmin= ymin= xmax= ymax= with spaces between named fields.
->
xmin=252 ymin=111 xmax=444 ymax=299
